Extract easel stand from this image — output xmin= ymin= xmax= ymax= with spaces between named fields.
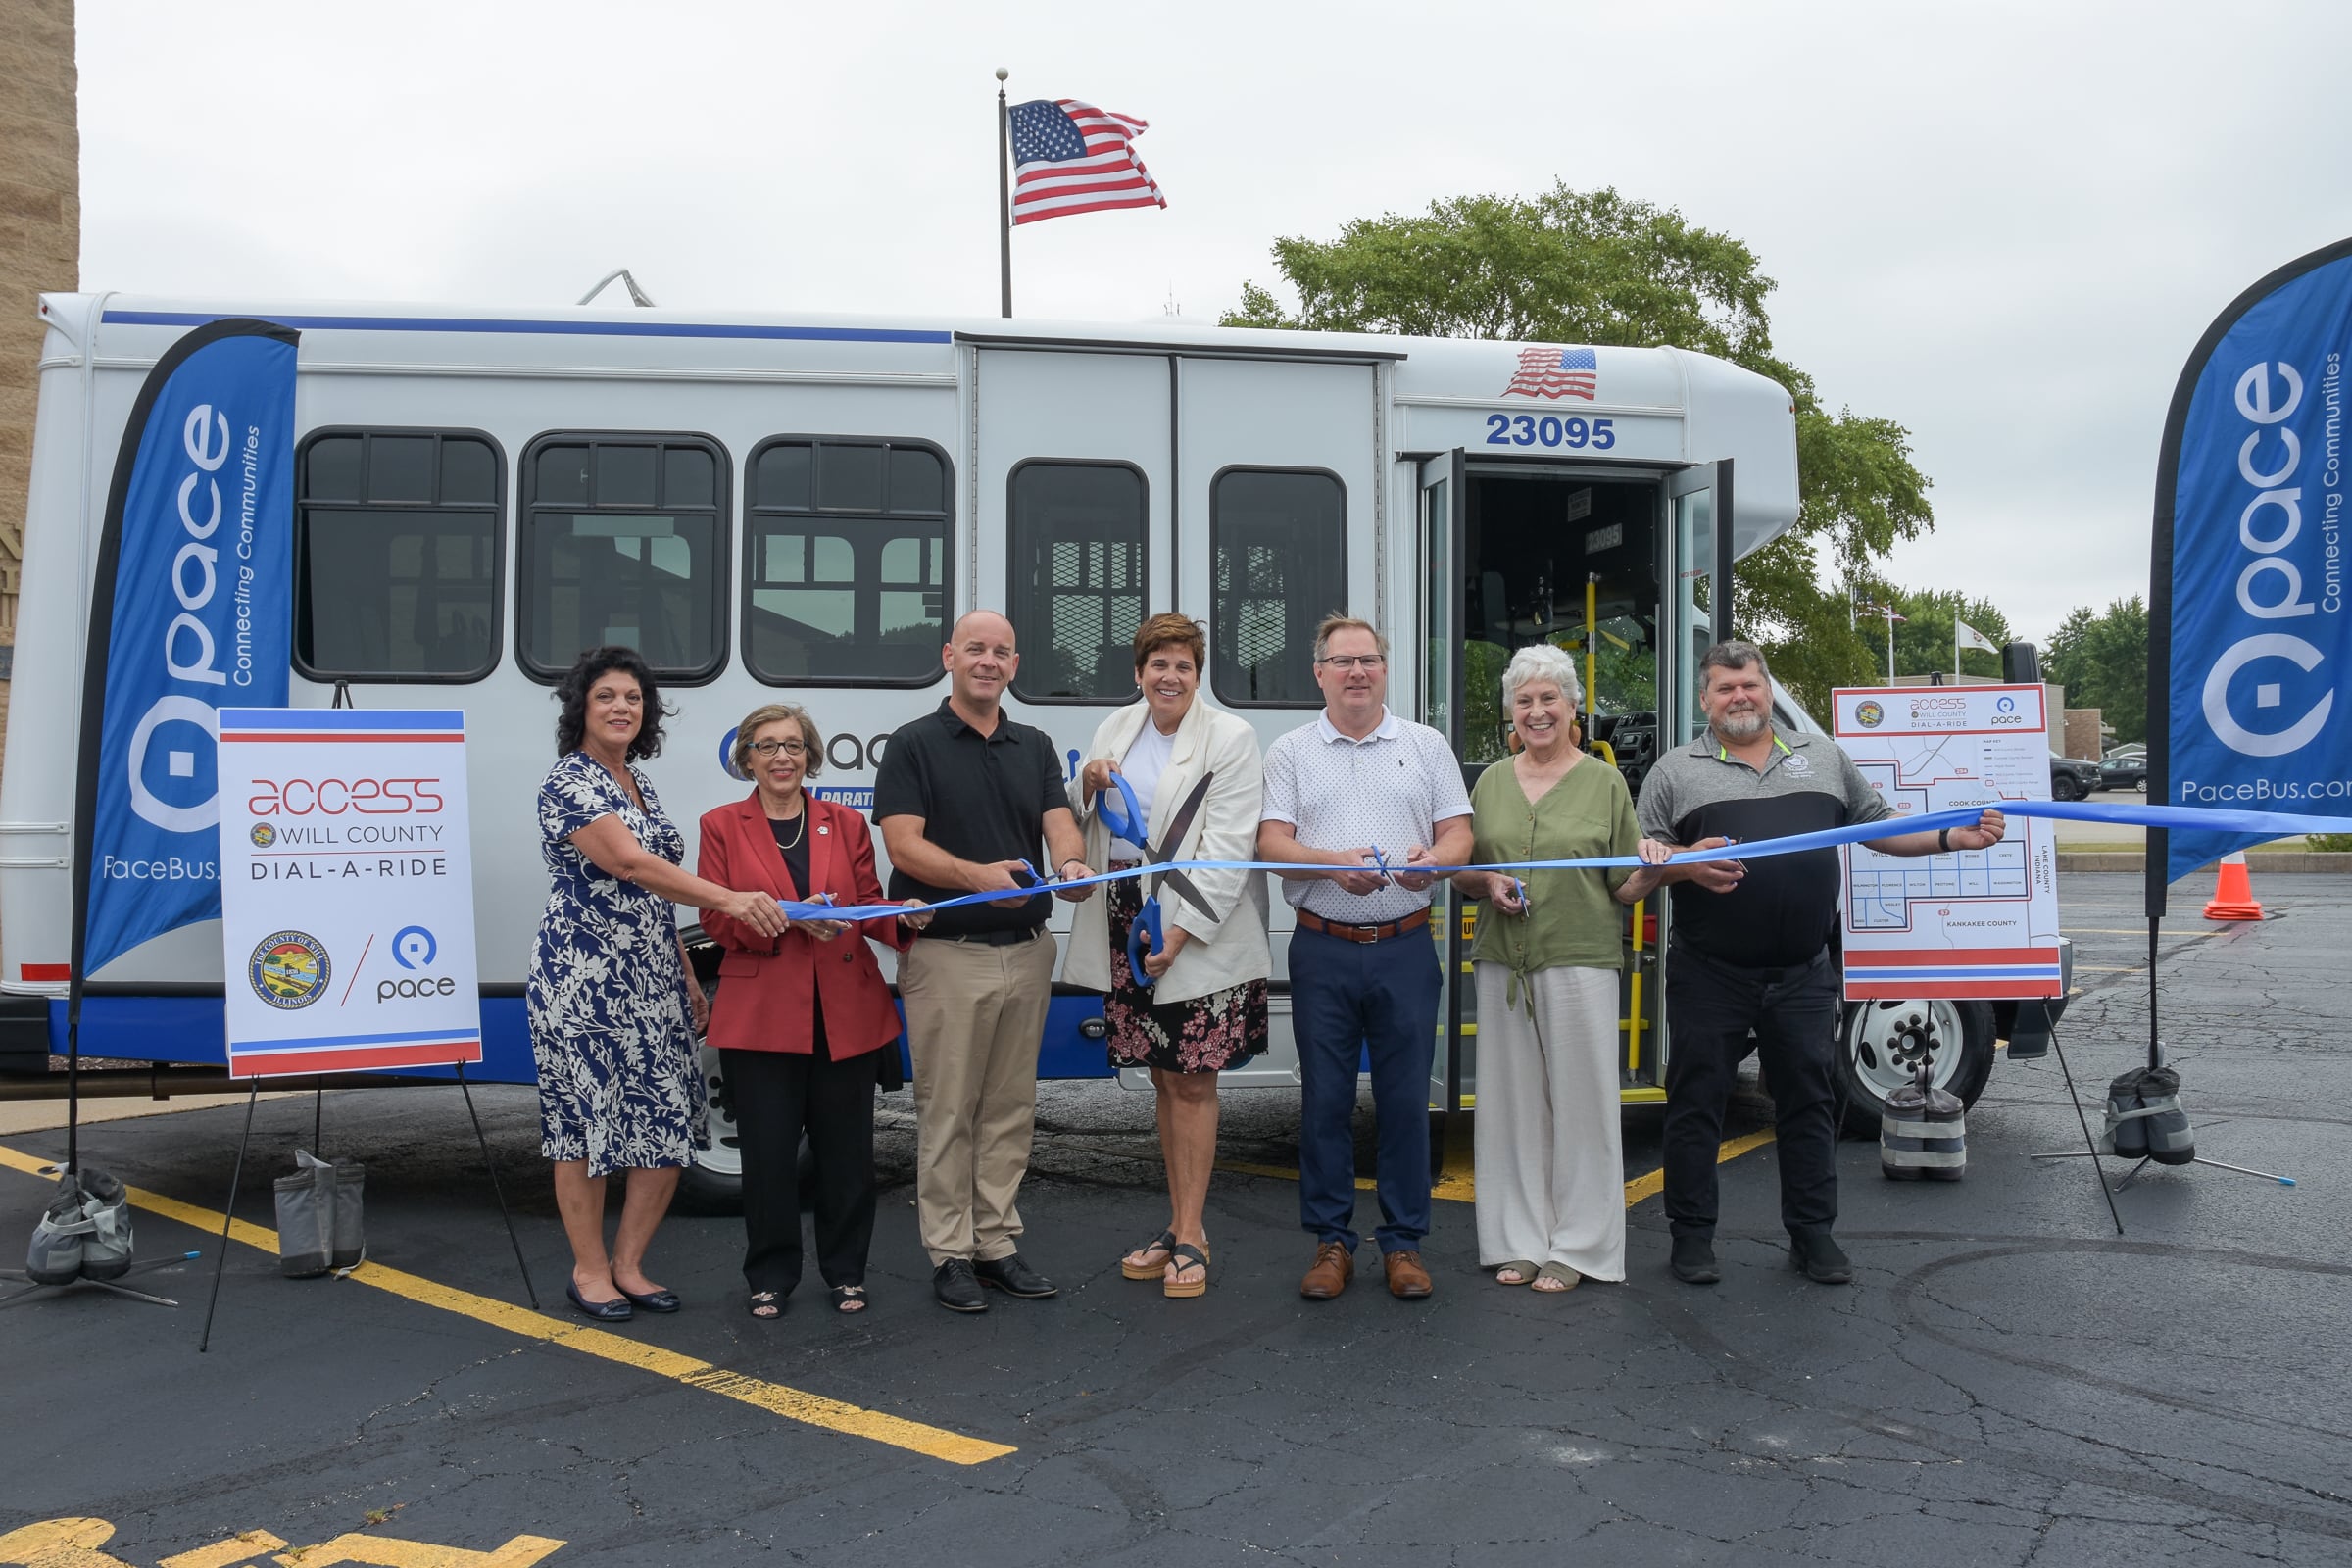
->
xmin=1 ymin=1251 xmax=203 ymax=1309
xmin=198 ymin=1062 xmax=539 ymax=1352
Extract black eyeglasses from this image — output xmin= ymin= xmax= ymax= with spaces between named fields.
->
xmin=748 ymin=739 xmax=808 ymax=759
xmin=1316 ymin=654 xmax=1387 ymax=670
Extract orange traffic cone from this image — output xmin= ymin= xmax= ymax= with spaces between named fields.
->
xmin=2202 ymin=851 xmax=2264 ymax=920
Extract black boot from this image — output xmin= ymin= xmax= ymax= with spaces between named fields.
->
xmin=1788 ymin=1227 xmax=1852 ymax=1285
xmin=1669 ymin=1232 xmax=1720 ymax=1285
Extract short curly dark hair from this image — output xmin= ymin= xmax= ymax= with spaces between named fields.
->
xmin=554 ymin=646 xmax=670 ymax=760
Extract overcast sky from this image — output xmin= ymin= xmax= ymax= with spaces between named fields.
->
xmin=75 ymin=1 xmax=2352 ymax=644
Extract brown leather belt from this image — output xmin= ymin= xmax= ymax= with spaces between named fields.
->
xmin=1296 ymin=906 xmax=1431 ymax=944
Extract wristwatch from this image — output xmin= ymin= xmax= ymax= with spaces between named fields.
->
xmin=1936 ymin=826 xmax=1951 ymax=853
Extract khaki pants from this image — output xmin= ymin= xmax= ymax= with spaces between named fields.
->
xmin=900 ymin=932 xmax=1059 ymax=1265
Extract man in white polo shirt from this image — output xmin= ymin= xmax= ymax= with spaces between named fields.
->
xmin=1257 ymin=615 xmax=1473 ymax=1300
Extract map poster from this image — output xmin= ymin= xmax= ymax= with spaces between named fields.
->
xmin=1830 ymin=685 xmax=2063 ymax=1001
xmin=216 ymin=710 xmax=482 ymax=1077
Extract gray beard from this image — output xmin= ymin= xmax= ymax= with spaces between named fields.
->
xmin=1712 ymin=708 xmax=1768 ymax=743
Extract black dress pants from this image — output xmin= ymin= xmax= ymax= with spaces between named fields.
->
xmin=1660 ymin=944 xmax=1841 ymax=1240
xmin=722 ymin=1013 xmax=876 ymax=1294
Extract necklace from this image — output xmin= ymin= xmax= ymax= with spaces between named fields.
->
xmin=770 ymin=796 xmax=808 ymax=850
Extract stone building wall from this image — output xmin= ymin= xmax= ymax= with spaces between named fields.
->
xmin=0 ymin=0 xmax=78 ymax=650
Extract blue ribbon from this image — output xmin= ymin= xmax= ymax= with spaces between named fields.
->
xmin=772 ymin=800 xmax=2348 ymax=922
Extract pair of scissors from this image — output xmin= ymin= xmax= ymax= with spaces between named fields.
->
xmin=1107 ymin=770 xmax=1221 ymax=986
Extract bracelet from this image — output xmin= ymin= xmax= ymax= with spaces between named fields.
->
xmin=1936 ymin=826 xmax=1951 ymax=853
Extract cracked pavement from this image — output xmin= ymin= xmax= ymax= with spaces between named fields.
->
xmin=3 ymin=874 xmax=2346 ymax=1566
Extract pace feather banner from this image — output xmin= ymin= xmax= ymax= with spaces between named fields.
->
xmin=2151 ymin=238 xmax=2352 ymax=901
xmin=73 ymin=318 xmax=298 ymax=982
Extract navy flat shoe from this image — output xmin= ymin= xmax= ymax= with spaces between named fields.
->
xmin=565 ymin=1282 xmax=634 ymax=1322
xmin=619 ymin=1286 xmax=682 ymax=1313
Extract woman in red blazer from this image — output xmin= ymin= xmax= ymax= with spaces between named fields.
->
xmin=699 ymin=703 xmax=930 ymax=1318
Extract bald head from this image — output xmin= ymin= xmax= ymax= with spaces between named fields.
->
xmin=944 ymin=609 xmax=1020 ymax=722
xmin=950 ymin=609 xmax=1017 ymax=649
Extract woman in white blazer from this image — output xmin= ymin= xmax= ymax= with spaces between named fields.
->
xmin=1066 ymin=613 xmax=1270 ymax=1298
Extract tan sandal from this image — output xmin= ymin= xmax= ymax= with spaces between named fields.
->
xmin=1163 ymin=1243 xmax=1209 ymax=1298
xmin=1532 ymin=1261 xmax=1581 ymax=1293
xmin=1494 ymin=1259 xmax=1540 ymax=1286
xmin=1121 ymin=1228 xmax=1178 ymax=1280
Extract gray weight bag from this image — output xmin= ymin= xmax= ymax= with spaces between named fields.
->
xmin=273 ymin=1149 xmax=366 ymax=1277
xmin=2100 ymin=1065 xmax=2194 ymax=1166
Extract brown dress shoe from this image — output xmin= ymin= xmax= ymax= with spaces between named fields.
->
xmin=1299 ymin=1241 xmax=1353 ymax=1298
xmin=1383 ymin=1250 xmax=1435 ymax=1298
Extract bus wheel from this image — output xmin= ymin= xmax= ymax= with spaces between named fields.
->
xmin=1833 ymin=999 xmax=1995 ymax=1140
xmin=675 ymin=1039 xmax=747 ymax=1215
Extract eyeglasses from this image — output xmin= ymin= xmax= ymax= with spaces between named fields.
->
xmin=1316 ymin=655 xmax=1388 ymax=670
xmin=748 ymin=739 xmax=808 ymax=759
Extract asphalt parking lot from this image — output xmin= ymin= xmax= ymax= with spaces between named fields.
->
xmin=3 ymin=873 xmax=2348 ymax=1568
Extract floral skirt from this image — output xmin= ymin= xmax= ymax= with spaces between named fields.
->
xmin=1104 ymin=861 xmax=1269 ymax=1074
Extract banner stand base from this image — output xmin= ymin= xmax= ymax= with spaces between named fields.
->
xmin=1 ymin=1250 xmax=198 ymax=1310
xmin=198 ymin=1062 xmax=537 ymax=1351
xmin=2029 ymin=1026 xmax=2298 ymax=1238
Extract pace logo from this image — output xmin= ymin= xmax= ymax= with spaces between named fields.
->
xmin=249 ymin=822 xmax=276 ymax=848
xmin=249 ymin=930 xmax=329 ymax=1009
xmin=391 ymin=925 xmax=438 ymax=969
xmin=1855 ymin=701 xmax=1886 ymax=729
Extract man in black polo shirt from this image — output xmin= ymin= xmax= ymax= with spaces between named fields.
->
xmin=1637 ymin=641 xmax=2004 ymax=1287
xmin=876 ymin=610 xmax=1093 ymax=1313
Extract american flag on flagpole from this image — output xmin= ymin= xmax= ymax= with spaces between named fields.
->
xmin=1007 ymin=98 xmax=1166 ymax=225
xmin=1503 ymin=345 xmax=1599 ymax=400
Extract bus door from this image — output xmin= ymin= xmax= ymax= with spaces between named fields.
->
xmin=1421 ymin=451 xmax=1734 ymax=1104
xmin=1418 ymin=451 xmax=1468 ymax=1125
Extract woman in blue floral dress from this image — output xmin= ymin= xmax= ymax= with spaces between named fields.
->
xmin=528 ymin=646 xmax=790 ymax=1323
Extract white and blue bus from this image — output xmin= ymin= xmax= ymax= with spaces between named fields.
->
xmin=0 ymin=294 xmax=1990 ymax=1199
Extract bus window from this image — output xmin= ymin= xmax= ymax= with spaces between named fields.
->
xmin=519 ymin=434 xmax=728 ymax=683
xmin=1210 ymin=467 xmax=1346 ymax=708
xmin=743 ymin=438 xmax=950 ymax=685
xmin=1007 ymin=461 xmax=1147 ymax=704
xmin=295 ymin=429 xmax=503 ymax=682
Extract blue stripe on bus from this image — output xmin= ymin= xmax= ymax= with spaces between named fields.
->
xmin=220 ymin=709 xmax=463 ymax=730
xmin=101 ymin=311 xmax=953 ymax=345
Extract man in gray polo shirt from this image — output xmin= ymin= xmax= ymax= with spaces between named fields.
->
xmin=1258 ymin=615 xmax=1473 ymax=1301
xmin=1637 ymin=640 xmax=2004 ymax=1287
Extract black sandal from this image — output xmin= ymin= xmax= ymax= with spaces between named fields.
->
xmin=830 ymin=1285 xmax=868 ymax=1314
xmin=1120 ymin=1228 xmax=1178 ymax=1280
xmin=747 ymin=1290 xmax=783 ymax=1320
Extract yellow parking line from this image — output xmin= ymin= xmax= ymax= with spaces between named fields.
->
xmin=1216 ymin=1126 xmax=1777 ymax=1208
xmin=1621 ymin=1128 xmax=1776 ymax=1206
xmin=0 ymin=1142 xmax=1012 ymax=1466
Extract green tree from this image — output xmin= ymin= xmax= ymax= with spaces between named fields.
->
xmin=1222 ymin=183 xmax=1932 ymax=714
xmin=1854 ymin=585 xmax=2016 ymax=682
xmin=2042 ymin=596 xmax=2148 ymax=745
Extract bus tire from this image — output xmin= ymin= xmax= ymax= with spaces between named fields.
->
xmin=674 ymin=1034 xmax=747 ymax=1216
xmin=1833 ymin=998 xmax=1996 ymax=1140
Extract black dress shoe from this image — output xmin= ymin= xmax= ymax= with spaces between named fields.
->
xmin=1788 ymin=1229 xmax=1853 ymax=1285
xmin=1669 ymin=1233 xmax=1721 ymax=1285
xmin=933 ymin=1258 xmax=988 ymax=1313
xmin=974 ymin=1251 xmax=1057 ymax=1298
xmin=619 ymin=1286 xmax=682 ymax=1313
xmin=565 ymin=1281 xmax=634 ymax=1322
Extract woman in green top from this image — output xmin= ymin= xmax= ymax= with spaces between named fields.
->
xmin=1454 ymin=645 xmax=1668 ymax=1291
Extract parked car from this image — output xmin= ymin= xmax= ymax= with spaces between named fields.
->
xmin=2098 ymin=752 xmax=2148 ymax=793
xmin=2049 ymin=752 xmax=2104 ymax=801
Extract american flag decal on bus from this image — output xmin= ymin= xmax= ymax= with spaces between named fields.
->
xmin=1503 ymin=345 xmax=1598 ymax=400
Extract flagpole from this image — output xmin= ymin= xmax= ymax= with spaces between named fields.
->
xmin=1954 ymin=616 xmax=1961 ymax=681
xmin=996 ymin=68 xmax=1012 ymax=318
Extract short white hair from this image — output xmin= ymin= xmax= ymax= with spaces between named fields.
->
xmin=1501 ymin=643 xmax=1583 ymax=710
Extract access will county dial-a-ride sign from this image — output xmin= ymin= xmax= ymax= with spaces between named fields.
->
xmin=215 ymin=709 xmax=481 ymax=1077
xmin=1832 ymin=684 xmax=2063 ymax=1001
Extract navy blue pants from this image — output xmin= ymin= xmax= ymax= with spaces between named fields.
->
xmin=1289 ymin=924 xmax=1442 ymax=1254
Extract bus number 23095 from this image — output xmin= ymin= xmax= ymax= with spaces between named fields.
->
xmin=1485 ymin=414 xmax=1616 ymax=450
